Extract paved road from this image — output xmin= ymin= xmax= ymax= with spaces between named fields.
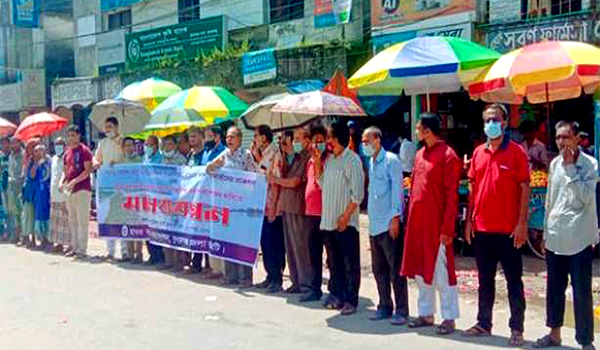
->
xmin=0 ymin=242 xmax=593 ymax=350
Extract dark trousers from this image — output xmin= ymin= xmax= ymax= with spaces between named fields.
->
xmin=307 ymin=216 xmax=323 ymax=296
xmin=191 ymin=253 xmax=211 ymax=271
xmin=260 ymin=216 xmax=285 ymax=286
xmin=326 ymin=226 xmax=361 ymax=307
xmin=370 ymin=231 xmax=409 ymax=316
xmin=147 ymin=242 xmax=164 ymax=264
xmin=546 ymin=246 xmax=595 ymax=346
xmin=474 ymin=233 xmax=526 ymax=332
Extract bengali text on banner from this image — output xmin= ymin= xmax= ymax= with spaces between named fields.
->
xmin=96 ymin=164 xmax=267 ymax=266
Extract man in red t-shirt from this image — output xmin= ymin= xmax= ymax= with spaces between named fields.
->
xmin=60 ymin=125 xmax=93 ymax=258
xmin=463 ymin=104 xmax=531 ymax=346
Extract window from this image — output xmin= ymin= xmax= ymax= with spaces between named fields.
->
xmin=108 ymin=10 xmax=131 ymax=30
xmin=522 ymin=0 xmax=581 ymax=19
xmin=270 ymin=0 xmax=304 ymax=24
xmin=178 ymin=0 xmax=200 ymax=23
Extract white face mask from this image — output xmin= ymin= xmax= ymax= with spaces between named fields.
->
xmin=163 ymin=150 xmax=175 ymax=157
xmin=106 ymin=131 xmax=117 ymax=139
xmin=54 ymin=144 xmax=64 ymax=156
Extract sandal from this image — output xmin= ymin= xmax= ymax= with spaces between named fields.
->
xmin=533 ymin=335 xmax=561 ymax=348
xmin=462 ymin=324 xmax=491 ymax=337
xmin=408 ymin=316 xmax=434 ymax=328
xmin=436 ymin=320 xmax=456 ymax=335
xmin=508 ymin=331 xmax=526 ymax=347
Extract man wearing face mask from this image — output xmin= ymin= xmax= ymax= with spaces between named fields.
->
xmin=94 ymin=117 xmax=127 ymax=261
xmin=401 ymin=114 xmax=462 ymax=334
xmin=464 ymin=104 xmax=530 ymax=346
xmin=143 ymin=135 xmax=162 ymax=165
xmin=201 ymin=127 xmax=226 ymax=165
xmin=49 ymin=138 xmax=70 ymax=254
xmin=268 ymin=128 xmax=313 ymax=295
xmin=361 ymin=126 xmax=409 ymax=326
xmin=0 ymin=138 xmax=11 ymax=242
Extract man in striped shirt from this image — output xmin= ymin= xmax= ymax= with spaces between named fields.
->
xmin=314 ymin=121 xmax=365 ymax=316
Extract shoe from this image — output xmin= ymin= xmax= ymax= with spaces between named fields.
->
xmin=255 ymin=279 xmax=272 ymax=289
xmin=266 ymin=283 xmax=283 ymax=294
xmin=144 ymin=259 xmax=157 ymax=266
xmin=340 ymin=303 xmax=356 ymax=316
xmin=323 ymin=295 xmax=343 ymax=310
xmin=299 ymin=292 xmax=322 ymax=303
xmin=121 ymin=256 xmax=132 ymax=263
xmin=65 ymin=250 xmax=76 ymax=258
xmin=156 ymin=263 xmax=171 ymax=270
xmin=239 ymin=280 xmax=254 ymax=288
xmin=284 ymin=285 xmax=302 ymax=294
xmin=390 ymin=313 xmax=408 ymax=326
xmin=369 ymin=309 xmax=392 ymax=321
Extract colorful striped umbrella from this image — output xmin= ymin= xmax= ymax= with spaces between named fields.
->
xmin=117 ymin=78 xmax=182 ymax=112
xmin=348 ymin=36 xmax=501 ymax=109
xmin=15 ymin=113 xmax=68 ymax=141
xmin=271 ymin=91 xmax=366 ymax=117
xmin=469 ymin=41 xmax=600 ymax=104
xmin=151 ymin=86 xmax=249 ymax=123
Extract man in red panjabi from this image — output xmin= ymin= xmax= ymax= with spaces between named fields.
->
xmin=401 ymin=113 xmax=462 ymax=335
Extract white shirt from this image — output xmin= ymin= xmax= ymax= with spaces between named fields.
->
xmin=95 ymin=136 xmax=124 ymax=168
xmin=544 ymin=151 xmax=599 ymax=255
xmin=320 ymin=148 xmax=365 ymax=231
xmin=399 ymin=138 xmax=417 ymax=173
xmin=51 ymin=154 xmax=67 ymax=203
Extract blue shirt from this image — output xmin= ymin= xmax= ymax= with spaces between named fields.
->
xmin=367 ymin=148 xmax=403 ymax=236
xmin=143 ymin=150 xmax=162 ymax=164
xmin=201 ymin=143 xmax=226 ymax=165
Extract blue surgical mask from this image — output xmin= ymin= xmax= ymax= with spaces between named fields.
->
xmin=144 ymin=145 xmax=154 ymax=156
xmin=484 ymin=121 xmax=503 ymax=140
xmin=361 ymin=143 xmax=375 ymax=157
xmin=54 ymin=145 xmax=64 ymax=156
xmin=293 ymin=142 xmax=303 ymax=153
xmin=316 ymin=143 xmax=326 ymax=152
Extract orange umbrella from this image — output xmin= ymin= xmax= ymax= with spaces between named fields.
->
xmin=0 ymin=117 xmax=17 ymax=137
xmin=15 ymin=112 xmax=68 ymax=141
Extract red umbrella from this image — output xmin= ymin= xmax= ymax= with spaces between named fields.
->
xmin=0 ymin=117 xmax=17 ymax=137
xmin=15 ymin=112 xmax=68 ymax=141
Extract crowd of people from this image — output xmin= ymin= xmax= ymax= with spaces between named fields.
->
xmin=0 ymin=104 xmax=597 ymax=350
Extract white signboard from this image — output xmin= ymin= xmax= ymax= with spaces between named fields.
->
xmin=0 ymin=83 xmax=21 ymax=112
xmin=52 ymin=78 xmax=97 ymax=109
xmin=96 ymin=29 xmax=126 ymax=75
xmin=21 ymin=69 xmax=46 ymax=107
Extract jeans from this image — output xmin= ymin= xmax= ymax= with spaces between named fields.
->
xmin=370 ymin=231 xmax=408 ymax=316
xmin=326 ymin=226 xmax=361 ymax=307
xmin=261 ymin=216 xmax=285 ymax=286
xmin=474 ymin=232 xmax=526 ymax=332
xmin=546 ymin=246 xmax=595 ymax=346
xmin=66 ymin=190 xmax=91 ymax=255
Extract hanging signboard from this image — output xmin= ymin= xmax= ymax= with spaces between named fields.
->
xmin=242 ymin=49 xmax=277 ymax=85
xmin=125 ymin=16 xmax=227 ymax=70
xmin=314 ymin=0 xmax=353 ymax=28
xmin=372 ymin=0 xmax=475 ymax=30
xmin=12 ymin=0 xmax=40 ymax=28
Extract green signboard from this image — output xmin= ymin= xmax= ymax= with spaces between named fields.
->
xmin=125 ymin=16 xmax=227 ymax=69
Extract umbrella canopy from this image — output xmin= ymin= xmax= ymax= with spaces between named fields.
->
xmin=348 ymin=36 xmax=501 ymax=98
xmin=271 ymin=91 xmax=366 ymax=117
xmin=15 ymin=113 xmax=68 ymax=141
xmin=0 ymin=117 xmax=17 ymax=137
xmin=152 ymin=86 xmax=249 ymax=125
xmin=89 ymin=99 xmax=151 ymax=135
xmin=145 ymin=108 xmax=207 ymax=137
xmin=469 ymin=41 xmax=600 ymax=104
xmin=117 ymin=78 xmax=182 ymax=112
xmin=241 ymin=93 xmax=320 ymax=132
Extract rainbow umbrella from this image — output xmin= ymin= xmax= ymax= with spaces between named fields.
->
xmin=144 ymin=86 xmax=249 ymax=136
xmin=469 ymin=41 xmax=600 ymax=104
xmin=117 ymin=78 xmax=182 ymax=112
xmin=348 ymin=36 xmax=501 ymax=110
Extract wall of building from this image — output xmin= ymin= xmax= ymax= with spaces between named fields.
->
xmin=201 ymin=0 xmax=267 ymax=31
xmin=73 ymin=0 xmax=100 ymax=77
xmin=131 ymin=0 xmax=178 ymax=32
xmin=489 ymin=0 xmax=593 ymax=24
